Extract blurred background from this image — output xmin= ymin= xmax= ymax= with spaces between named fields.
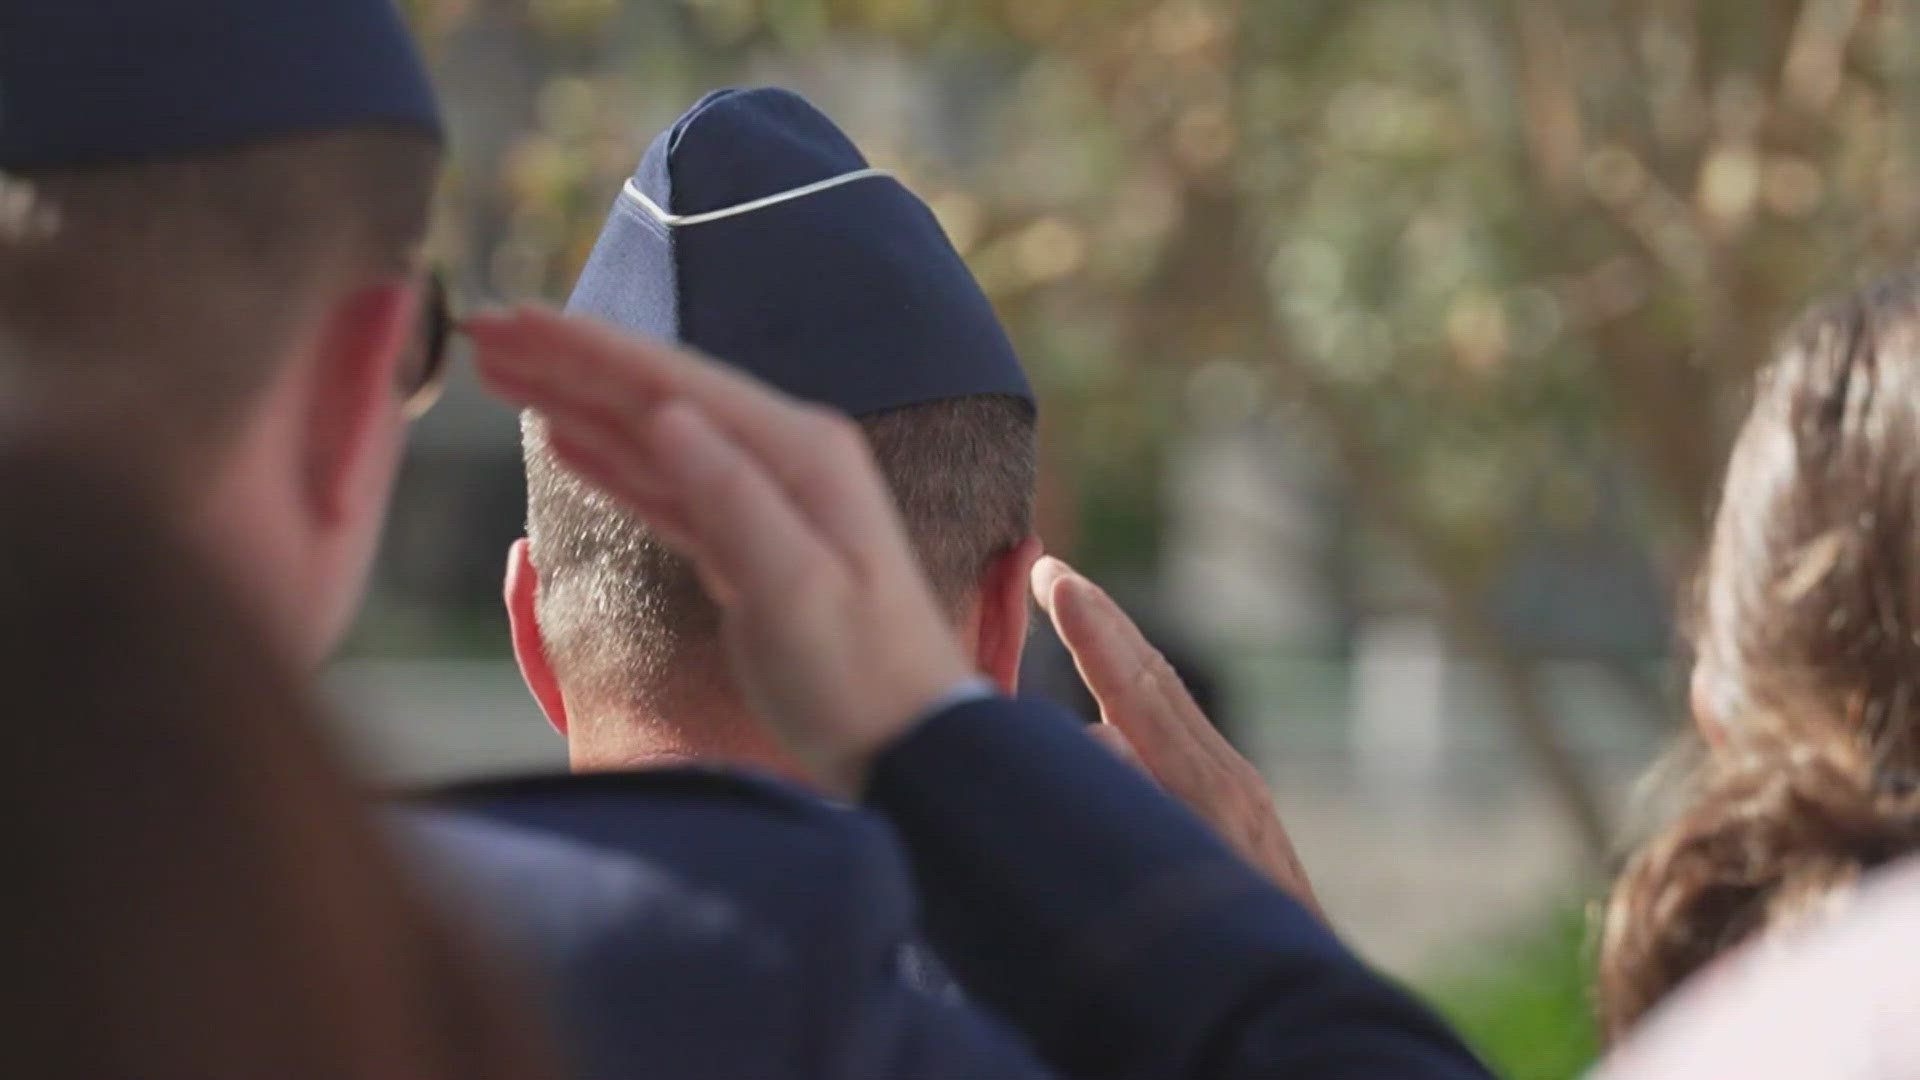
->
xmin=327 ymin=2 xmax=1920 ymax=1075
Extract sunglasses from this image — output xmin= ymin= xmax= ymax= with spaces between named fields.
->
xmin=401 ymin=271 xmax=456 ymax=420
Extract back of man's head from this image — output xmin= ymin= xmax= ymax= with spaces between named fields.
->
xmin=1 ymin=129 xmax=439 ymax=467
xmin=2 ymin=0 xmax=444 ymax=464
xmin=514 ymin=88 xmax=1038 ymax=736
xmin=524 ymin=394 xmax=1035 ymax=718
xmin=0 ymin=0 xmax=445 ymax=660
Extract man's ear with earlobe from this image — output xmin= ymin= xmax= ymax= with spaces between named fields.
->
xmin=301 ymin=281 xmax=417 ymax=526
xmin=974 ymin=535 xmax=1045 ymax=694
xmin=506 ymin=538 xmax=570 ymax=736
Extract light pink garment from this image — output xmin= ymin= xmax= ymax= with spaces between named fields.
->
xmin=1593 ymin=855 xmax=1920 ymax=1079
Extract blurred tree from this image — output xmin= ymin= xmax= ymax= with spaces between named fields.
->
xmin=408 ymin=0 xmax=1920 ymax=859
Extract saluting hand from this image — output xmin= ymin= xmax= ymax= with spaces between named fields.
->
xmin=466 ymin=306 xmax=970 ymax=798
xmin=470 ymin=304 xmax=1323 ymax=913
xmin=1034 ymin=556 xmax=1323 ymax=918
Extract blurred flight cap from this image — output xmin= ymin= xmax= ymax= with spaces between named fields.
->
xmin=0 ymin=0 xmax=442 ymax=168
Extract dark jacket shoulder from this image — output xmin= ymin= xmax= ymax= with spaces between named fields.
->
xmin=420 ymin=767 xmax=916 ymax=945
xmin=401 ymin=769 xmax=1045 ymax=1080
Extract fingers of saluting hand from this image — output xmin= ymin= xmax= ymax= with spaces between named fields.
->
xmin=1033 ymin=556 xmax=1324 ymax=917
xmin=536 ymin=420 xmax=693 ymax=546
xmin=467 ymin=310 xmax=677 ymax=508
xmin=645 ymin=400 xmax=837 ymax=611
xmin=466 ymin=305 xmax=884 ymax=566
xmin=1032 ymin=555 xmax=1210 ymax=773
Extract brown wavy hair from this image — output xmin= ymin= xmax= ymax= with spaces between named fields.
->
xmin=1597 ymin=271 xmax=1920 ymax=1038
xmin=0 ymin=436 xmax=557 ymax=1079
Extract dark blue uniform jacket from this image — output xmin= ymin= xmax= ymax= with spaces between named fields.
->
xmin=410 ymin=696 xmax=1490 ymax=1080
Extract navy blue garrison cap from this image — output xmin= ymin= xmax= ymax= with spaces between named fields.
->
xmin=567 ymin=87 xmax=1031 ymax=417
xmin=0 ymin=0 xmax=442 ymax=169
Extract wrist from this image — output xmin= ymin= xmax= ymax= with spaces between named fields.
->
xmin=832 ymin=672 xmax=991 ymax=799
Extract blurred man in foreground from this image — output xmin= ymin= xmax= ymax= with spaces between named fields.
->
xmin=0 ymin=1 xmax=444 ymax=662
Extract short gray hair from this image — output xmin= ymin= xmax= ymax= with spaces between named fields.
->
xmin=523 ymin=393 xmax=1036 ymax=714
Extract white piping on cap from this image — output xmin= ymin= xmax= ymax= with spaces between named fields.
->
xmin=621 ymin=168 xmax=893 ymax=228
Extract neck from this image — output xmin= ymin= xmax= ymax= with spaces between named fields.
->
xmin=566 ymin=700 xmax=809 ymax=782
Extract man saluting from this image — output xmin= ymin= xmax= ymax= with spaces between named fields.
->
xmin=501 ymin=83 xmax=1321 ymax=919
xmin=457 ymin=87 xmax=1484 ymax=1080
xmin=469 ymin=293 xmax=1494 ymax=1079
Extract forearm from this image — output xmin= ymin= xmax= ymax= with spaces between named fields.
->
xmin=866 ymin=696 xmax=1490 ymax=1080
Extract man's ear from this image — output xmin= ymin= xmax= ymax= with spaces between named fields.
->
xmin=507 ymin=538 xmax=570 ymax=736
xmin=299 ymin=281 xmax=416 ymax=528
xmin=974 ymin=535 xmax=1045 ymax=694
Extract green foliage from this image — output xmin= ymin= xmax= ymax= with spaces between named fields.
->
xmin=406 ymin=0 xmax=1920 ymax=584
xmin=1424 ymin=905 xmax=1601 ymax=1080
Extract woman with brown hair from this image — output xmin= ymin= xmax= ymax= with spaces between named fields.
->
xmin=0 ymin=436 xmax=556 ymax=1080
xmin=1597 ymin=270 xmax=1920 ymax=1039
